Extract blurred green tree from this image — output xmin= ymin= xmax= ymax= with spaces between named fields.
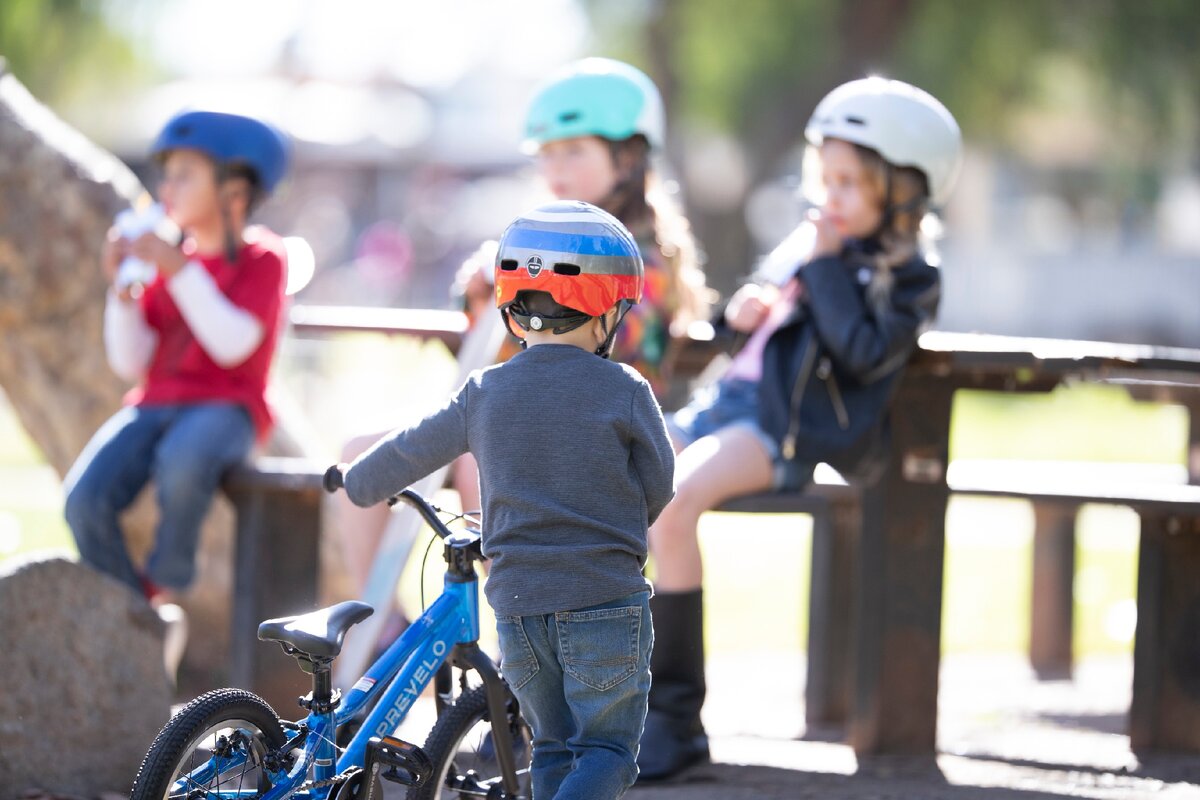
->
xmin=0 ymin=0 xmax=143 ymax=106
xmin=585 ymin=0 xmax=1200 ymax=286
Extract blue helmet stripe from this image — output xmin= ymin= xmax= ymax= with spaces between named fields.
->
xmin=503 ymin=226 xmax=637 ymax=258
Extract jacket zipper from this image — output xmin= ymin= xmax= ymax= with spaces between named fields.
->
xmin=781 ymin=337 xmax=819 ymax=461
xmin=817 ymin=356 xmax=850 ymax=431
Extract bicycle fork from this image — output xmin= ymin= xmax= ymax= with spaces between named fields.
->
xmin=452 ymin=643 xmax=523 ymax=798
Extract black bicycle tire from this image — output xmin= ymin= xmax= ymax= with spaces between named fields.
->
xmin=407 ymin=684 xmax=530 ymax=800
xmin=129 ymin=688 xmax=287 ymax=800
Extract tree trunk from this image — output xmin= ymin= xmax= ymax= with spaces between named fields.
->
xmin=0 ymin=61 xmax=141 ymax=474
xmin=0 ymin=64 xmax=322 ymax=694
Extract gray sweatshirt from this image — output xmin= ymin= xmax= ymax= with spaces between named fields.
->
xmin=344 ymin=344 xmax=676 ymax=616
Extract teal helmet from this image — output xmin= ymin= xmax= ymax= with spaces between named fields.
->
xmin=523 ymin=57 xmax=665 ymax=154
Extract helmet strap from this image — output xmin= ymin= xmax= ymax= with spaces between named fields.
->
xmin=871 ymin=163 xmax=929 ymax=241
xmin=219 ymin=202 xmax=240 ymax=264
xmin=215 ymin=165 xmax=247 ymax=264
xmin=594 ymin=301 xmax=631 ymax=359
xmin=500 ymin=308 xmax=529 ymax=350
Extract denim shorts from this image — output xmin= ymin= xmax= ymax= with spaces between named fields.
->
xmin=667 ymin=379 xmax=811 ymax=491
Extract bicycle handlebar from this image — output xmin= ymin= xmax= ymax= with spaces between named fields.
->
xmin=388 ymin=488 xmax=457 ymax=540
xmin=322 ymin=464 xmax=344 ymax=493
xmin=323 ymin=465 xmax=458 ymax=541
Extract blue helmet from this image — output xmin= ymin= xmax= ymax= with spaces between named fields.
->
xmin=150 ymin=110 xmax=291 ymax=194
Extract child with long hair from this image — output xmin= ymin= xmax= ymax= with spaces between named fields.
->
xmin=523 ymin=56 xmax=711 ymax=392
xmin=638 ymin=77 xmax=963 ymax=781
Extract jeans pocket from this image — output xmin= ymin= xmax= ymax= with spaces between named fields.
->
xmin=495 ymin=615 xmax=539 ymax=690
xmin=557 ymin=606 xmax=642 ymax=692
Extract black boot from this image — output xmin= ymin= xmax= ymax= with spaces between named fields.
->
xmin=637 ymin=589 xmax=709 ymax=781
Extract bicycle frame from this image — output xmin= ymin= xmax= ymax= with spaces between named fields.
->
xmin=162 ymin=488 xmax=526 ymax=800
xmin=270 ymin=555 xmax=479 ymax=799
xmin=338 ymin=575 xmax=480 ymax=772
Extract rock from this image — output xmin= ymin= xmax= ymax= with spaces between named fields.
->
xmin=0 ymin=553 xmax=171 ymax=799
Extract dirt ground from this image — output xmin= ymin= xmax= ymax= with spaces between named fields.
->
xmin=623 ymin=652 xmax=1200 ymax=800
xmin=19 ymin=651 xmax=1200 ymax=800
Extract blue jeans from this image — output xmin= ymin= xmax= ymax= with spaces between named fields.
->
xmin=496 ymin=591 xmax=653 ymax=799
xmin=64 ymin=402 xmax=254 ymax=594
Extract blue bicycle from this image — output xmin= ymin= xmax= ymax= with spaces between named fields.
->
xmin=129 ymin=472 xmax=532 ymax=800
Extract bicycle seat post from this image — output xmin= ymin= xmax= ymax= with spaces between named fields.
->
xmin=297 ymin=657 xmax=339 ymax=715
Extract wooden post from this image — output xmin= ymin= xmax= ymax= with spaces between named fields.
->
xmin=805 ymin=493 xmax=858 ymax=730
xmin=1188 ymin=402 xmax=1200 ymax=486
xmin=1131 ymin=510 xmax=1200 ymax=752
xmin=849 ymin=373 xmax=952 ymax=754
xmin=1029 ymin=502 xmax=1077 ymax=679
xmin=223 ymin=458 xmax=323 ymax=711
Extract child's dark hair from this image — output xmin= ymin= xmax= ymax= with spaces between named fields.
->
xmin=220 ymin=162 xmax=266 ymax=214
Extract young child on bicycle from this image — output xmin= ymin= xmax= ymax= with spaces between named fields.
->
xmin=334 ymin=200 xmax=675 ymax=798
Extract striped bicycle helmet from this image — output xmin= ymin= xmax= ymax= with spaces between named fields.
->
xmin=495 ymin=201 xmax=643 ymax=355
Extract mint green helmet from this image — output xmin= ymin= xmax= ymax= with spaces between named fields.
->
xmin=523 ymin=58 xmax=665 ymax=154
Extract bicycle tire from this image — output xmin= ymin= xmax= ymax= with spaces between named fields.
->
xmin=407 ymin=684 xmax=532 ymax=800
xmin=129 ymin=688 xmax=287 ymax=800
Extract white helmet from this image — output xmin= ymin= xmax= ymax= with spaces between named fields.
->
xmin=805 ymin=77 xmax=962 ymax=206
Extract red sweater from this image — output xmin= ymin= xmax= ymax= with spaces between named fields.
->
xmin=128 ymin=229 xmax=287 ymax=441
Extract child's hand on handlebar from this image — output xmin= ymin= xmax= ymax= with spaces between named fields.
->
xmin=323 ymin=463 xmax=347 ymax=493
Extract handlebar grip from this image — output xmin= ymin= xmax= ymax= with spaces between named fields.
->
xmin=322 ymin=464 xmax=345 ymax=493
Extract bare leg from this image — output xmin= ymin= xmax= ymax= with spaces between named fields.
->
xmin=452 ymin=452 xmax=481 ymax=515
xmin=649 ymin=425 xmax=773 ymax=592
xmin=334 ymin=431 xmax=392 ymax=594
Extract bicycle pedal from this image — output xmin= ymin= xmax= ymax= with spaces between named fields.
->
xmin=366 ymin=735 xmax=433 ymax=788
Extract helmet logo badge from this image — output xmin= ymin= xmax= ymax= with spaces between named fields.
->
xmin=526 ymin=255 xmax=544 ymax=277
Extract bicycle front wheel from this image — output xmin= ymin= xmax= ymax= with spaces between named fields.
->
xmin=408 ymin=684 xmax=532 ymax=800
xmin=130 ymin=688 xmax=288 ymax=800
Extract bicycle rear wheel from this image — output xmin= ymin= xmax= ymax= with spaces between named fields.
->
xmin=130 ymin=688 xmax=287 ymax=800
xmin=408 ymin=684 xmax=531 ymax=799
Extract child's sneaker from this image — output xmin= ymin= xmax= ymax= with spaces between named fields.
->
xmin=155 ymin=602 xmax=188 ymax=685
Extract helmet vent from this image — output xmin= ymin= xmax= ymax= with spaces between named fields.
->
xmin=552 ymin=263 xmax=581 ymax=276
xmin=844 ymin=115 xmax=866 ymax=126
xmin=499 ymin=259 xmax=519 ymax=271
xmin=559 ymin=111 xmax=581 ymax=123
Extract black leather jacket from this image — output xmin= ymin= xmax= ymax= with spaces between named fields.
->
xmin=756 ymin=240 xmax=940 ymax=481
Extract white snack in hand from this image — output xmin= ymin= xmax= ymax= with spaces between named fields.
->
xmin=114 ymin=203 xmax=179 ymax=289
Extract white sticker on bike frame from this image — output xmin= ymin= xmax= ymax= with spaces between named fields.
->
xmin=352 ymin=676 xmax=376 ymax=693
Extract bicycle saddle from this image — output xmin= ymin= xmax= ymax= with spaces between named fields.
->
xmin=258 ymin=600 xmax=374 ymax=659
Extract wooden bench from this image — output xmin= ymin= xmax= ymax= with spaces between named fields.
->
xmin=722 ymin=459 xmax=1200 ymax=745
xmin=228 ymin=308 xmax=1200 ymax=754
xmin=706 ymin=335 xmax=1200 ymax=754
xmin=945 ymin=460 xmax=1200 ymax=751
xmin=221 ymin=457 xmax=326 ymax=711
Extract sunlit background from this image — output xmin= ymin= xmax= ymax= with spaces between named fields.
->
xmin=3 ymin=0 xmax=1199 ymax=665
